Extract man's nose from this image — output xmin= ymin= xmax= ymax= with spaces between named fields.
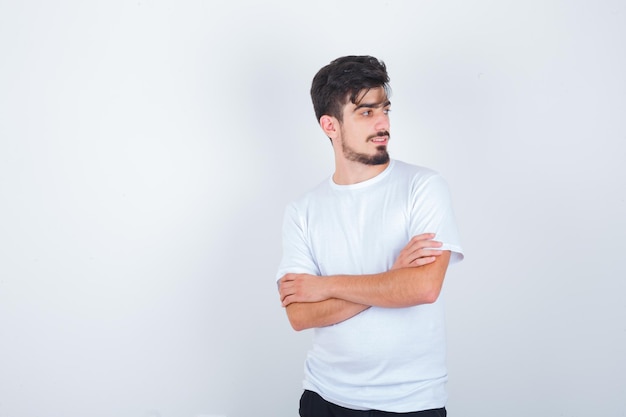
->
xmin=375 ymin=113 xmax=390 ymax=131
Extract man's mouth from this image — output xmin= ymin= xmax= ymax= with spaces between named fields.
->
xmin=369 ymin=131 xmax=390 ymax=144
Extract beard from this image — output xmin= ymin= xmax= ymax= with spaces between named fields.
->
xmin=341 ymin=131 xmax=391 ymax=166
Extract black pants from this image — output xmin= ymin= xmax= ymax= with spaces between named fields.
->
xmin=299 ymin=390 xmax=447 ymax=417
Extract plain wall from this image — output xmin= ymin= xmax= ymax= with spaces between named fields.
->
xmin=1 ymin=1 xmax=625 ymax=416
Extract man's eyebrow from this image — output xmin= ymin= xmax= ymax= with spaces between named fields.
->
xmin=354 ymin=100 xmax=392 ymax=111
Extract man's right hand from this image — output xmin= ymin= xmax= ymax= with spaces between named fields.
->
xmin=391 ymin=233 xmax=443 ymax=270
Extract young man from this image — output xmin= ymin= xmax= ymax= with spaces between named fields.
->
xmin=276 ymin=56 xmax=464 ymax=417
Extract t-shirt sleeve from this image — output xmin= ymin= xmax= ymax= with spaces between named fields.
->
xmin=275 ymin=202 xmax=320 ymax=283
xmin=409 ymin=173 xmax=464 ymax=264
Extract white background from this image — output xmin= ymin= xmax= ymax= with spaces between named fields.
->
xmin=1 ymin=1 xmax=625 ymax=416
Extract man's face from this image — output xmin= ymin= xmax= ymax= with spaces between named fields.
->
xmin=337 ymin=87 xmax=391 ymax=166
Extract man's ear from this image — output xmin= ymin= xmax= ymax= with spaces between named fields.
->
xmin=320 ymin=115 xmax=339 ymax=140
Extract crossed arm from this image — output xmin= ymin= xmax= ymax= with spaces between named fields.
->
xmin=278 ymin=233 xmax=451 ymax=331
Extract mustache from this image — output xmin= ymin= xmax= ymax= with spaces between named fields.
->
xmin=367 ymin=131 xmax=390 ymax=141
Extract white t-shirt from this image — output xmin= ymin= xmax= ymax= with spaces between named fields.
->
xmin=276 ymin=159 xmax=464 ymax=412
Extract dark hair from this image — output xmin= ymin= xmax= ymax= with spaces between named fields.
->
xmin=310 ymin=55 xmax=391 ymax=123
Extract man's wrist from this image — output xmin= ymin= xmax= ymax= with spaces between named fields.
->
xmin=324 ymin=274 xmax=354 ymax=303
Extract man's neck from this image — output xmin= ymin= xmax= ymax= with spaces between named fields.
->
xmin=332 ymin=160 xmax=390 ymax=185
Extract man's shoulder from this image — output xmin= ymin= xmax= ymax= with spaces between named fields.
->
xmin=286 ymin=177 xmax=331 ymax=210
xmin=390 ymin=159 xmax=440 ymax=182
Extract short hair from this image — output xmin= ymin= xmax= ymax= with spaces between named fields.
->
xmin=310 ymin=55 xmax=391 ymax=123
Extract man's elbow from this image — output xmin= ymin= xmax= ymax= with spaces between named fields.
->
xmin=285 ymin=305 xmax=311 ymax=331
xmin=418 ymin=279 xmax=444 ymax=305
xmin=421 ymin=287 xmax=441 ymax=304
xmin=414 ymin=253 xmax=449 ymax=305
xmin=288 ymin=316 xmax=308 ymax=332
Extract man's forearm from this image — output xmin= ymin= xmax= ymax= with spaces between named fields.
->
xmin=285 ymin=298 xmax=369 ymax=331
xmin=280 ymin=251 xmax=451 ymax=309
xmin=325 ymin=251 xmax=451 ymax=308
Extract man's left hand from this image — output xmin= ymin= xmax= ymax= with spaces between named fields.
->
xmin=279 ymin=273 xmax=329 ymax=307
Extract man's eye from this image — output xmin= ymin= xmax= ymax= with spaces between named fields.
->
xmin=384 ymin=108 xmax=391 ymax=115
xmin=362 ymin=110 xmax=371 ymax=116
